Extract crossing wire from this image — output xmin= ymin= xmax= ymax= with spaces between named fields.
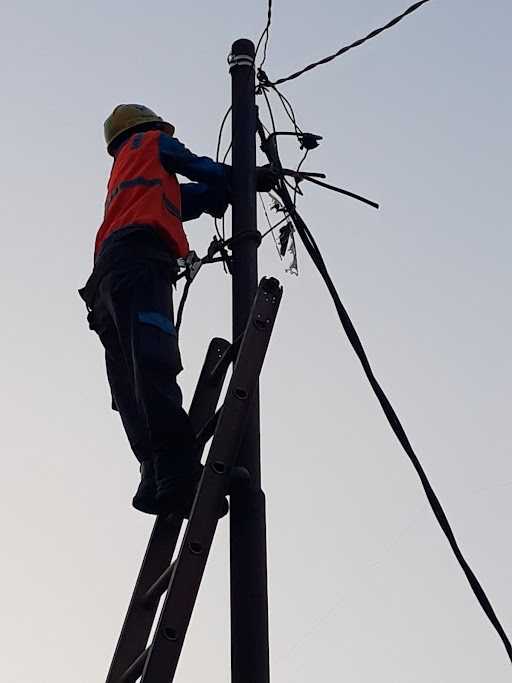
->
xmin=270 ymin=0 xmax=433 ymax=86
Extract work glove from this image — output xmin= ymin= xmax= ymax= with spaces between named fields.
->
xmin=206 ymin=195 xmax=230 ymax=219
xmin=256 ymin=164 xmax=279 ymax=192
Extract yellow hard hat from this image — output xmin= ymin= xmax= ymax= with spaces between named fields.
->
xmin=104 ymin=104 xmax=175 ymax=154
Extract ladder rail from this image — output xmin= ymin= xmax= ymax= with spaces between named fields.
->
xmin=105 ymin=337 xmax=231 ymax=682
xmin=139 ymin=277 xmax=282 ymax=683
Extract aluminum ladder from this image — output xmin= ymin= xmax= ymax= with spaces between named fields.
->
xmin=105 ymin=276 xmax=282 ymax=683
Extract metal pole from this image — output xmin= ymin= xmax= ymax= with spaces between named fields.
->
xmin=229 ymin=38 xmax=270 ymax=683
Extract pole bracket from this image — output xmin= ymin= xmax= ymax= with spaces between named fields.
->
xmin=228 ymin=53 xmax=255 ymax=71
xmin=228 ymin=229 xmax=262 ymax=249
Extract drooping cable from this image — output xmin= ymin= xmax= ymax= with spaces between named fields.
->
xmin=257 ymin=119 xmax=512 ymax=665
xmin=215 ymin=105 xmax=232 ymax=247
xmin=260 ymin=84 xmax=277 ymax=135
xmin=271 ymin=0 xmax=433 ymax=86
xmin=276 ymin=87 xmax=302 ymax=134
xmin=216 ymin=105 xmax=232 ymax=162
xmin=269 ymin=82 xmax=303 ymax=136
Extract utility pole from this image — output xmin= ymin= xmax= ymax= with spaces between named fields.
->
xmin=229 ymin=39 xmax=270 ymax=683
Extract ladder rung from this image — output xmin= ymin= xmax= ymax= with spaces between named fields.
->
xmin=141 ymin=561 xmax=176 ymax=608
xmin=120 ymin=648 xmax=148 ymax=682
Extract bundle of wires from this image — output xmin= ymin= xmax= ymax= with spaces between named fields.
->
xmin=256 ymin=94 xmax=512 ymax=667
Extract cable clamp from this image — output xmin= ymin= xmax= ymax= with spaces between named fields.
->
xmin=256 ymin=68 xmax=272 ymax=88
xmin=227 ymin=53 xmax=255 ymax=71
xmin=177 ymin=250 xmax=203 ymax=282
xmin=228 ymin=230 xmax=263 ymax=249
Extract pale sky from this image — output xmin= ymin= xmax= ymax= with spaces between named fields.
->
xmin=1 ymin=1 xmax=511 ymax=681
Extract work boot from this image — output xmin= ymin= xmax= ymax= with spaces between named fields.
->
xmin=132 ymin=460 xmax=159 ymax=515
xmin=154 ymin=456 xmax=201 ymax=518
xmin=154 ymin=457 xmax=229 ymax=519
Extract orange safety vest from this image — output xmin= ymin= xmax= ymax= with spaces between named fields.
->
xmin=95 ymin=130 xmax=190 ymax=258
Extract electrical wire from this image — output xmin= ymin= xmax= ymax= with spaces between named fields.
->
xmin=222 ymin=143 xmax=232 ymax=163
xmin=259 ymin=193 xmax=281 ymax=254
xmin=260 ymin=211 xmax=290 ymax=242
xmin=293 ymin=149 xmax=309 ymax=207
xmin=260 ymin=81 xmax=303 ymax=135
xmin=270 ymin=83 xmax=304 ymax=136
xmin=226 ymin=0 xmax=275 ymax=246
xmin=216 ymin=105 xmax=232 ymax=162
xmin=255 ymin=0 xmax=273 ymax=68
xmin=271 ymin=0 xmax=433 ymax=86
xmin=260 ymin=84 xmax=277 ymax=135
xmin=214 ymin=105 xmax=232 ymax=241
xmin=175 ymin=278 xmax=191 ymax=336
xmin=257 ymin=116 xmax=512 ymax=665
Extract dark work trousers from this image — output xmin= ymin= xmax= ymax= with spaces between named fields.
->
xmin=88 ymin=260 xmax=196 ymax=468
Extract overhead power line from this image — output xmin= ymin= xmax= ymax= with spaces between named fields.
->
xmin=270 ymin=0 xmax=433 ymax=86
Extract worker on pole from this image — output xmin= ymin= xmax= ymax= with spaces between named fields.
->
xmin=79 ymin=104 xmax=274 ymax=516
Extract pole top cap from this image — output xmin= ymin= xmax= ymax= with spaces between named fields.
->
xmin=231 ymin=38 xmax=255 ymax=56
xmin=228 ymin=39 xmax=255 ymax=71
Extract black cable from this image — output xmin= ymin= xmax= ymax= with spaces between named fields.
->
xmin=271 ymin=0 xmax=433 ymax=86
xmin=175 ymin=278 xmax=191 ymax=336
xmin=256 ymin=68 xmax=304 ymax=140
xmin=255 ymin=0 xmax=273 ymax=68
xmin=277 ymin=87 xmax=302 ymax=132
xmin=216 ymin=105 xmax=232 ymax=162
xmin=260 ymin=85 xmax=277 ymax=135
xmin=293 ymin=149 xmax=309 ymax=207
xmin=215 ymin=105 xmax=232 ymax=245
xmin=261 ymin=211 xmax=290 ymax=241
xmin=257 ymin=118 xmax=512 ymax=665
xmin=264 ymin=82 xmax=304 ymax=135
xmin=299 ymin=174 xmax=379 ymax=209
xmin=222 ymin=142 xmax=232 ymax=163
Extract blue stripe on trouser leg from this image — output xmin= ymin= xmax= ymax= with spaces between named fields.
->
xmin=137 ymin=311 xmax=176 ymax=335
xmin=134 ymin=306 xmax=193 ymax=463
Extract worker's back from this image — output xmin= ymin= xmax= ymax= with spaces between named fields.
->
xmin=95 ymin=129 xmax=189 ymax=258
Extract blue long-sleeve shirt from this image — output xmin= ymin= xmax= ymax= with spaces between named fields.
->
xmin=158 ymin=133 xmax=231 ymax=221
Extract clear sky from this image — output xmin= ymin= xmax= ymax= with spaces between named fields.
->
xmin=1 ymin=1 xmax=511 ymax=681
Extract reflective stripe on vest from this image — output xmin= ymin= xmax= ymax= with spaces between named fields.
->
xmin=95 ymin=130 xmax=189 ymax=258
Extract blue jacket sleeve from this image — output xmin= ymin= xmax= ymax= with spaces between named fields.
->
xmin=159 ymin=133 xmax=231 ymax=187
xmin=180 ymin=182 xmax=229 ymax=222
